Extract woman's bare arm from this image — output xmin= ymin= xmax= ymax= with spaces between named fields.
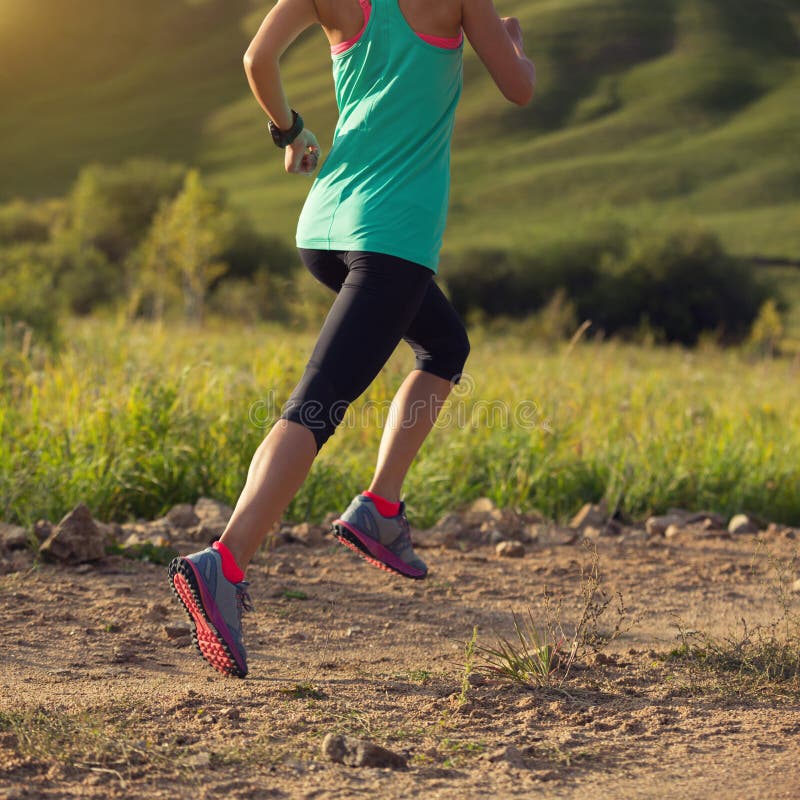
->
xmin=462 ymin=0 xmax=536 ymax=105
xmin=244 ymin=0 xmax=321 ymax=174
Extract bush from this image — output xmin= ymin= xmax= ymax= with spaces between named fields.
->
xmin=61 ymin=158 xmax=188 ymax=264
xmin=447 ymin=225 xmax=774 ymax=345
xmin=589 ymin=229 xmax=771 ymax=345
xmin=0 ymin=244 xmax=62 ymax=345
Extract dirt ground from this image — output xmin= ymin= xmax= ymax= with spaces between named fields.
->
xmin=2 ymin=525 xmax=800 ymax=800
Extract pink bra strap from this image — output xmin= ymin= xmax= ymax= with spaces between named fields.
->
xmin=417 ymin=29 xmax=464 ymax=50
xmin=331 ymin=2 xmax=463 ymax=55
xmin=331 ymin=0 xmax=372 ymax=56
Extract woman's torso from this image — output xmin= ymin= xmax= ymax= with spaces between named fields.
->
xmin=295 ymin=0 xmax=464 ymax=272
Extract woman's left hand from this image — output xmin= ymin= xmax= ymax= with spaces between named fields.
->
xmin=286 ymin=129 xmax=321 ymax=175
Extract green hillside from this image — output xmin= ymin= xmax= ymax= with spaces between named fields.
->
xmin=1 ymin=0 xmax=799 ymax=260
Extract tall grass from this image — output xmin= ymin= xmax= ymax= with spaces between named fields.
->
xmin=1 ymin=317 xmax=798 ymax=528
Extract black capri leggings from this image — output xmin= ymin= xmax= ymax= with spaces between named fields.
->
xmin=280 ymin=249 xmax=470 ymax=451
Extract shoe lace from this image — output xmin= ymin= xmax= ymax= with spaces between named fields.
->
xmin=236 ymin=582 xmax=255 ymax=616
xmin=395 ymin=512 xmax=412 ymax=550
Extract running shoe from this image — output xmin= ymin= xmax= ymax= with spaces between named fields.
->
xmin=332 ymin=495 xmax=428 ymax=579
xmin=168 ymin=548 xmax=253 ymax=678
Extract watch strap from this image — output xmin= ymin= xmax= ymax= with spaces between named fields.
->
xmin=268 ymin=110 xmax=304 ymax=148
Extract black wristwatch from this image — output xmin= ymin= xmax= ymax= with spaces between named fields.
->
xmin=268 ymin=110 xmax=304 ymax=148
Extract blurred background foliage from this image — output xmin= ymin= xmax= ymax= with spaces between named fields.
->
xmin=0 ymin=0 xmax=798 ymax=348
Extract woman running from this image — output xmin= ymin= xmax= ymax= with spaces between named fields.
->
xmin=169 ymin=0 xmax=535 ymax=677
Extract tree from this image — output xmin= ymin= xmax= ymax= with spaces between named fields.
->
xmin=130 ymin=170 xmax=233 ymax=324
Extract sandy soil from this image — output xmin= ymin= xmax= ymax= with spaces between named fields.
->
xmin=2 ymin=526 xmax=799 ymax=799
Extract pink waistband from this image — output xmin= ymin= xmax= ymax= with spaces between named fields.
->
xmin=331 ymin=1 xmax=463 ymax=55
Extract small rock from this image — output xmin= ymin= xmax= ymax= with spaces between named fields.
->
xmin=645 ymin=514 xmax=685 ymax=537
xmin=569 ymin=502 xmax=607 ymax=531
xmin=273 ymin=561 xmax=295 ymax=575
xmin=488 ymin=530 xmax=506 ymax=546
xmin=790 ymin=579 xmax=800 ymax=594
xmin=469 ymin=497 xmax=496 ymax=514
xmin=487 ymin=745 xmax=527 ymax=768
xmin=685 ymin=511 xmax=727 ymax=528
xmin=164 ymin=624 xmax=192 ymax=640
xmin=219 ymin=706 xmax=240 ymax=721
xmin=582 ymin=526 xmax=602 ymax=541
xmin=94 ymin=521 xmax=121 ymax=544
xmin=728 ymin=514 xmax=758 ymax=535
xmin=39 ymin=503 xmax=106 ymax=564
xmin=496 ymin=540 xmax=525 ymax=558
xmin=0 ymin=522 xmax=29 ymax=550
xmin=467 ymin=672 xmax=487 ymax=687
xmin=291 ymin=522 xmax=326 ymax=548
xmin=33 ymin=519 xmax=53 ymax=542
xmin=166 ymin=503 xmax=200 ymax=529
xmin=321 ymin=734 xmax=407 ymax=769
xmin=145 ymin=603 xmax=169 ymax=621
xmin=193 ymin=497 xmax=233 ymax=538
xmin=345 ymin=626 xmax=363 ymax=637
xmin=186 ymin=752 xmax=211 ymax=768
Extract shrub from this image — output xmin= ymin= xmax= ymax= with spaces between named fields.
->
xmin=589 ymin=229 xmax=771 ymax=345
xmin=448 ymin=225 xmax=774 ymax=345
xmin=0 ymin=244 xmax=62 ymax=345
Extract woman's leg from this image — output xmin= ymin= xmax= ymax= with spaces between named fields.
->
xmin=368 ymin=280 xmax=470 ymax=503
xmin=220 ymin=250 xmax=434 ymax=571
xmin=219 ymin=250 xmax=348 ymax=571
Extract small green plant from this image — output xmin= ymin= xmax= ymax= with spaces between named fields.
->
xmin=280 ymin=682 xmax=326 ymax=700
xmin=406 ymin=669 xmax=432 ymax=684
xmin=478 ymin=609 xmax=564 ymax=688
xmin=281 ymin=589 xmax=308 ymax=600
xmin=456 ymin=626 xmax=479 ymax=709
xmin=667 ymin=547 xmax=800 ymax=684
xmin=477 ymin=544 xmax=632 ymax=690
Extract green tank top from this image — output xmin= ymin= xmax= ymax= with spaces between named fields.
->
xmin=295 ymin=0 xmax=463 ymax=272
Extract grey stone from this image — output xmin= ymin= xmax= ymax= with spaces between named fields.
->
xmin=39 ymin=503 xmax=106 ymax=564
xmin=164 ymin=624 xmax=192 ymax=639
xmin=645 ymin=514 xmax=685 ymax=537
xmin=569 ymin=502 xmax=608 ymax=531
xmin=496 ymin=540 xmax=525 ymax=558
xmin=194 ymin=497 xmax=233 ymax=527
xmin=728 ymin=514 xmax=759 ymax=535
xmin=321 ymin=733 xmax=407 ymax=769
xmin=487 ymin=745 xmax=527 ymax=768
xmin=33 ymin=519 xmax=53 ymax=542
xmin=166 ymin=503 xmax=200 ymax=529
xmin=0 ymin=522 xmax=29 ymax=550
xmin=290 ymin=522 xmax=326 ymax=548
xmin=685 ymin=511 xmax=727 ymax=529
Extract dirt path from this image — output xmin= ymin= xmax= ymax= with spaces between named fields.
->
xmin=2 ymin=528 xmax=799 ymax=799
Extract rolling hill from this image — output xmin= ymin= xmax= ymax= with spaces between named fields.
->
xmin=1 ymin=0 xmax=798 ymax=261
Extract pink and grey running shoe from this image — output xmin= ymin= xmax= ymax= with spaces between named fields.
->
xmin=168 ymin=548 xmax=253 ymax=678
xmin=332 ymin=495 xmax=428 ymax=580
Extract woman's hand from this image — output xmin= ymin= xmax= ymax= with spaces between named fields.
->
xmin=285 ymin=128 xmax=321 ymax=175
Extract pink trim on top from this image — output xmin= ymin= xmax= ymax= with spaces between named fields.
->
xmin=331 ymin=1 xmax=464 ymax=55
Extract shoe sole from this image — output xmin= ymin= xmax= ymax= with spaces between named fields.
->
xmin=331 ymin=520 xmax=427 ymax=580
xmin=168 ymin=557 xmax=247 ymax=678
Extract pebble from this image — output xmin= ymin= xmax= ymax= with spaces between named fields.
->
xmin=321 ymin=733 xmax=407 ymax=769
xmin=495 ymin=540 xmax=525 ymax=558
xmin=728 ymin=514 xmax=759 ymax=535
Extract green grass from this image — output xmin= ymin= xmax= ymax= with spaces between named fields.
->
xmin=1 ymin=317 xmax=799 ymax=529
xmin=1 ymin=0 xmax=798 ymax=260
